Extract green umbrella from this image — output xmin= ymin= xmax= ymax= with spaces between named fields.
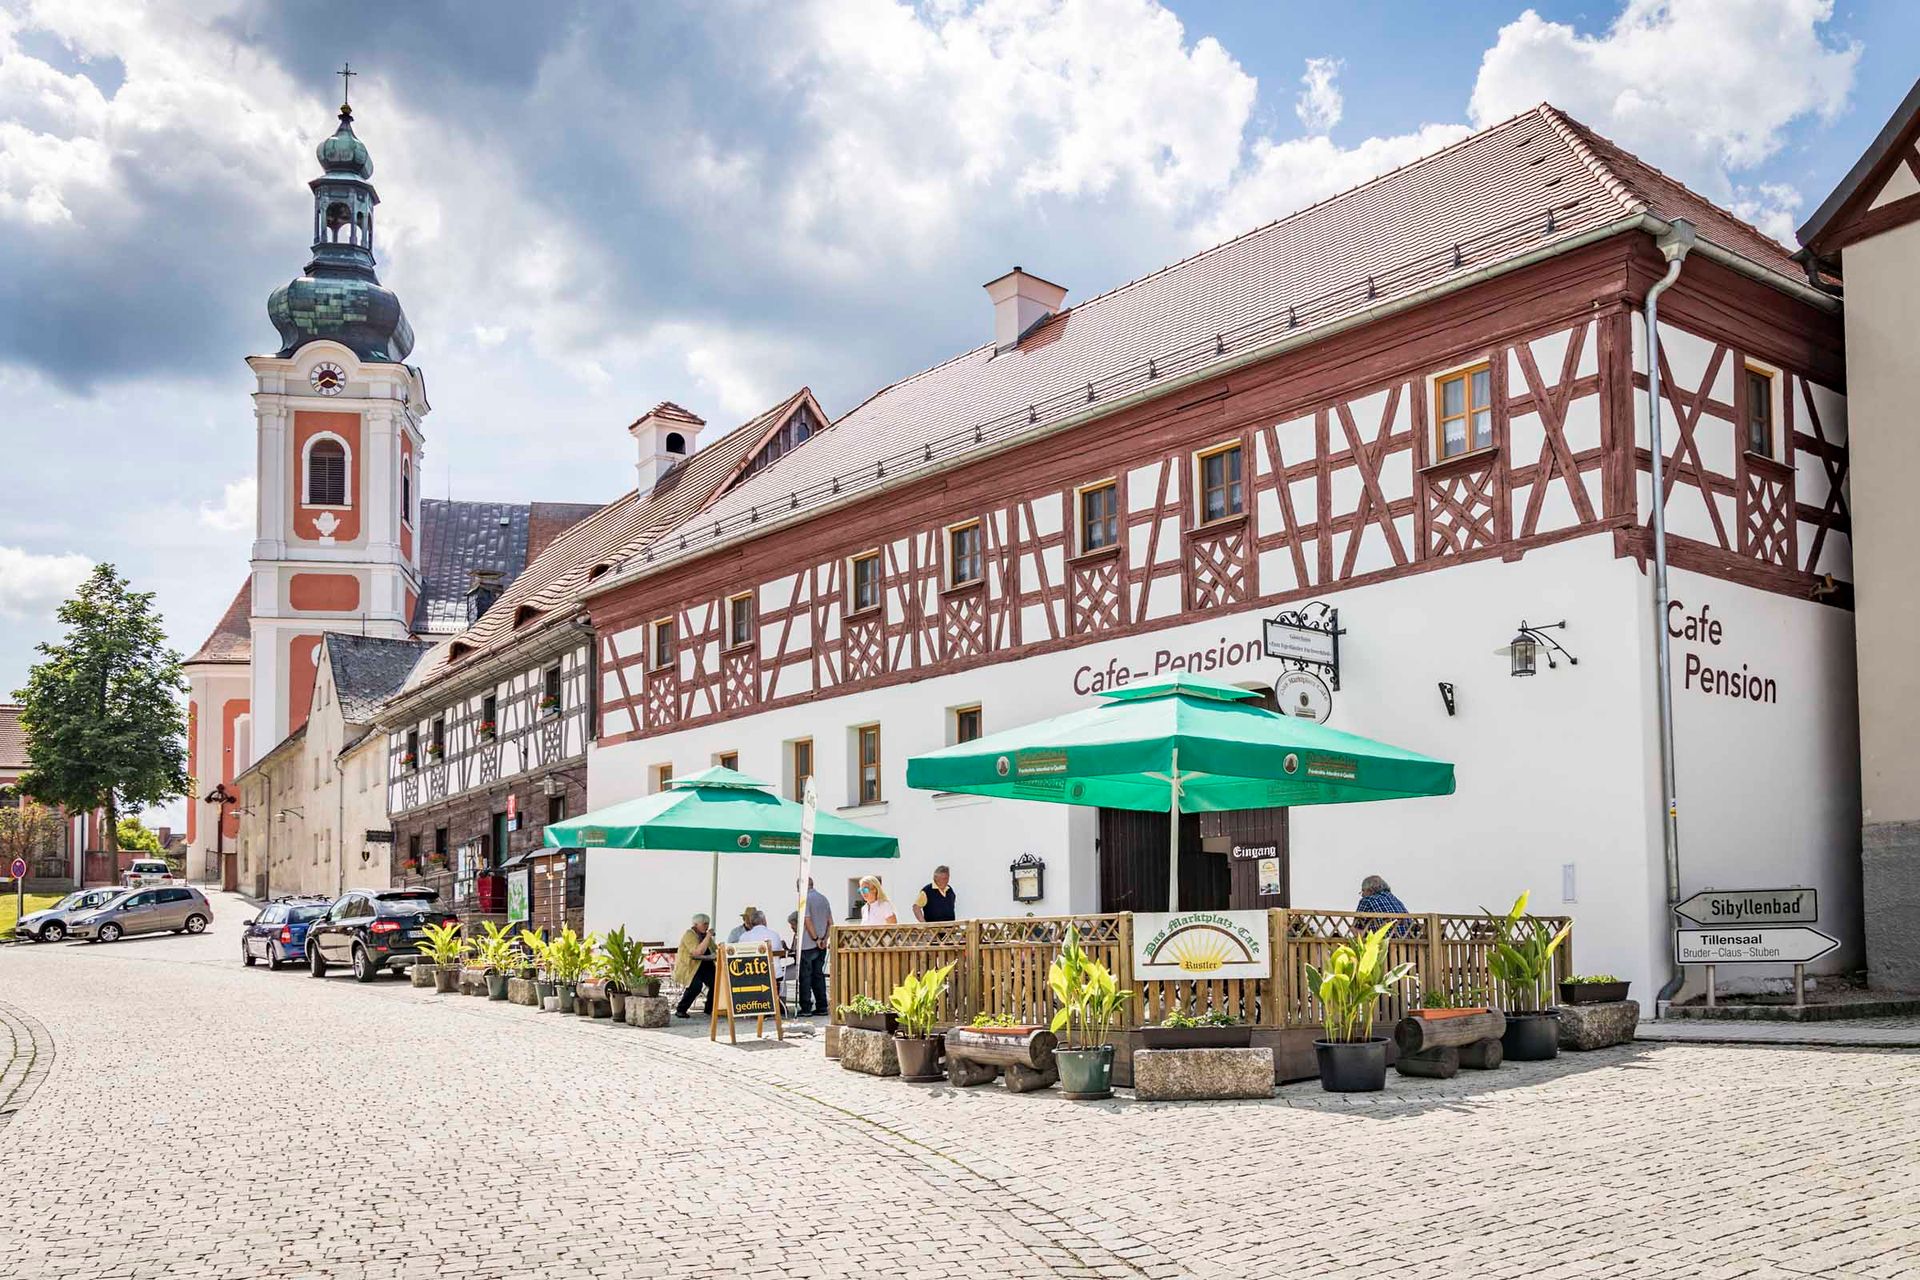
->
xmin=544 ymin=766 xmax=899 ymax=858
xmin=545 ymin=766 xmax=898 ymax=928
xmin=905 ymin=675 xmax=1453 ymax=910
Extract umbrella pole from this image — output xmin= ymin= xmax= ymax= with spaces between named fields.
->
xmin=1167 ymin=747 xmax=1181 ymax=913
xmin=709 ymin=851 xmax=719 ymax=932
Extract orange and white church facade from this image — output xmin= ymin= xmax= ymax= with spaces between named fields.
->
xmin=183 ymin=97 xmax=589 ymax=879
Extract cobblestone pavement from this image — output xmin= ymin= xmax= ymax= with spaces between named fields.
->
xmin=3 ymin=891 xmax=1918 ymax=1280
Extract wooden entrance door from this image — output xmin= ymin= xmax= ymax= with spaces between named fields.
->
xmin=1201 ymin=809 xmax=1290 ymax=909
xmin=1097 ymin=809 xmax=1231 ymax=913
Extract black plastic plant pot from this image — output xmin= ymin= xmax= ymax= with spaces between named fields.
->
xmin=1502 ymin=1011 xmax=1561 ymax=1060
xmin=1558 ymin=980 xmax=1630 ymax=1005
xmin=893 ymin=1035 xmax=945 ymax=1082
xmin=485 ymin=972 xmax=509 ymax=1001
xmin=1314 ymin=1037 xmax=1390 ymax=1092
xmin=1057 ymin=1045 xmax=1116 ymax=1099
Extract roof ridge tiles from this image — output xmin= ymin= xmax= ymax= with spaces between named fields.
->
xmin=1536 ymin=103 xmax=1647 ymax=217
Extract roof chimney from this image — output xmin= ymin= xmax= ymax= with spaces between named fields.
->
xmin=466 ymin=569 xmax=504 ymax=625
xmin=629 ymin=401 xmax=706 ymax=497
xmin=984 ymin=266 xmax=1067 ymax=352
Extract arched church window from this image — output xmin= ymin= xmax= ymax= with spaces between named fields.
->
xmin=307 ymin=438 xmax=348 ymax=507
xmin=401 ymin=456 xmax=413 ymax=525
xmin=666 ymin=432 xmax=687 ymax=455
xmin=325 ymin=201 xmax=353 ymax=244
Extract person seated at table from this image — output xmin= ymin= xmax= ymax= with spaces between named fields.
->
xmin=856 ymin=875 xmax=897 ymax=925
xmin=1356 ymin=875 xmax=1414 ymax=937
xmin=726 ymin=904 xmax=757 ymax=944
xmin=733 ymin=908 xmax=790 ymax=975
xmin=672 ymin=914 xmax=716 ymax=1019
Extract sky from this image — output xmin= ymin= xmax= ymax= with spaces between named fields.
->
xmin=0 ymin=0 xmax=1912 ymax=719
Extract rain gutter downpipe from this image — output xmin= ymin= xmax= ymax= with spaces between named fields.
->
xmin=1645 ymin=217 xmax=1696 ymax=1018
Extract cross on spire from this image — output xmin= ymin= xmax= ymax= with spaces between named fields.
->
xmin=337 ymin=62 xmax=356 ymax=108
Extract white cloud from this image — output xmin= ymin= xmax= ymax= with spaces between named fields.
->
xmin=1469 ymin=0 xmax=1858 ymax=239
xmin=196 ymin=476 xmax=254 ymax=534
xmin=0 ymin=546 xmax=91 ymax=620
xmin=1295 ymin=57 xmax=1344 ymax=134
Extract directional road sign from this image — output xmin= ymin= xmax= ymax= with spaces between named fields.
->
xmin=1675 ymin=926 xmax=1839 ymax=966
xmin=1675 ymin=888 xmax=1817 ymax=926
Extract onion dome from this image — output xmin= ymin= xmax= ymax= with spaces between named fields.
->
xmin=315 ymin=106 xmax=372 ymax=179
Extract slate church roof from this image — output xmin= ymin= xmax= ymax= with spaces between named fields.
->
xmin=325 ymin=634 xmax=433 ymax=723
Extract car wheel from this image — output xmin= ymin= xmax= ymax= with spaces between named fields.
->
xmin=266 ymin=945 xmax=283 ymax=972
xmin=352 ymin=945 xmax=378 ymax=984
xmin=309 ymin=945 xmax=329 ymax=978
xmin=41 ymin=921 xmax=66 ymax=943
xmin=99 ymin=922 xmax=122 ymax=943
xmin=243 ymin=942 xmax=257 ymax=967
xmin=184 ymin=914 xmax=208 ymax=935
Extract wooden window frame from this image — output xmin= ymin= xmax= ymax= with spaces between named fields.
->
xmin=854 ymin=724 xmax=882 ymax=806
xmin=652 ymin=762 xmax=674 ymax=793
xmin=716 ymin=750 xmax=740 ymax=771
xmin=790 ymin=737 xmax=814 ymax=803
xmin=952 ymin=704 xmax=983 ymax=745
xmin=726 ymin=592 xmax=755 ymax=650
xmin=1193 ymin=440 xmax=1246 ymax=527
xmin=946 ymin=519 xmax=984 ymax=590
xmin=1076 ymin=479 xmax=1120 ymax=555
xmin=649 ymin=617 xmax=676 ymax=671
xmin=302 ymin=433 xmax=353 ymax=510
xmin=1432 ymin=361 xmax=1495 ymax=462
xmin=1743 ymin=364 xmax=1778 ymax=460
xmin=849 ymin=550 xmax=883 ymax=615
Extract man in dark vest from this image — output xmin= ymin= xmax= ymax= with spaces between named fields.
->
xmin=913 ymin=865 xmax=957 ymax=922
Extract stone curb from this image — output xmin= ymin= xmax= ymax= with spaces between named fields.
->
xmin=0 ymin=998 xmax=56 ymax=1127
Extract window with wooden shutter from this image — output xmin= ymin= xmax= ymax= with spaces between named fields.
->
xmin=307 ymin=439 xmax=348 ymax=506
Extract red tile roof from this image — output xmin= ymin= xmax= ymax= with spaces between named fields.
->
xmin=186 ymin=582 xmax=252 ymax=666
xmin=635 ymin=401 xmax=707 ymax=428
xmin=621 ymin=105 xmax=1809 ymax=578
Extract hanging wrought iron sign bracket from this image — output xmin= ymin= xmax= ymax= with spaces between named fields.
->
xmin=1262 ymin=602 xmax=1343 ymax=691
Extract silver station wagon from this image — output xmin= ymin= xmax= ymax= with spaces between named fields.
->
xmin=13 ymin=887 xmax=123 ymax=942
xmin=68 ymin=885 xmax=212 ymax=942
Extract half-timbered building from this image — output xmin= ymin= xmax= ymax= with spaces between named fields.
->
xmin=577 ymin=105 xmax=1859 ymax=999
xmin=1798 ymin=75 xmax=1920 ymax=991
xmin=381 ymin=392 xmax=831 ymax=933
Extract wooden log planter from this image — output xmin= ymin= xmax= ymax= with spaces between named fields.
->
xmin=943 ymin=1026 xmax=1059 ymax=1094
xmin=1393 ymin=1009 xmax=1507 ymax=1080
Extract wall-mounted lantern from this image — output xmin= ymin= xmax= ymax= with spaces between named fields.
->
xmin=1509 ymin=620 xmax=1578 ymax=677
xmin=1010 ymin=852 xmax=1046 ymax=903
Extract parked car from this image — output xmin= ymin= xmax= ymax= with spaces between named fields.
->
xmin=306 ymin=888 xmax=455 ymax=983
xmin=240 ymin=898 xmax=332 ymax=970
xmin=68 ymin=884 xmax=212 ymax=942
xmin=12 ymin=887 xmax=123 ymax=942
xmin=122 ymin=858 xmax=176 ymax=888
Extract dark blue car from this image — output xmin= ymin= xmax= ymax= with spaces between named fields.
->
xmin=241 ymin=899 xmax=331 ymax=970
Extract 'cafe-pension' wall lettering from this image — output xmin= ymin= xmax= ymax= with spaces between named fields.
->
xmin=1667 ymin=601 xmax=1778 ymax=706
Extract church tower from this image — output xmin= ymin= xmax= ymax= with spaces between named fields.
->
xmin=245 ymin=76 xmax=428 ymax=756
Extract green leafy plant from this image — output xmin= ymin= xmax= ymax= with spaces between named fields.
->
xmin=1304 ymin=924 xmax=1416 ymax=1043
xmin=1048 ymin=925 xmax=1132 ymax=1050
xmin=887 ymin=962 xmax=956 ymax=1039
xmin=516 ymin=928 xmax=549 ymax=978
xmin=599 ymin=928 xmax=647 ymax=993
xmin=1483 ymin=892 xmax=1573 ymax=1011
xmin=970 ymin=1012 xmax=1021 ymax=1028
xmin=839 ymin=995 xmax=889 ymax=1019
xmin=1565 ymin=973 xmax=1622 ymax=985
xmin=1161 ymin=1007 xmax=1244 ymax=1028
xmin=472 ymin=921 xmax=518 ymax=974
xmin=1420 ymin=984 xmax=1490 ymax=1010
xmin=415 ymin=920 xmax=466 ymax=968
xmin=544 ymin=926 xmax=597 ymax=985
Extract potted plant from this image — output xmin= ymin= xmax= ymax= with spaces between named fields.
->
xmin=400 ymin=749 xmax=418 ymax=772
xmin=837 ymin=994 xmax=898 ymax=1035
xmin=415 ymin=921 xmax=466 ymax=995
xmin=1048 ymin=925 xmax=1132 ymax=1100
xmin=1559 ymin=973 xmax=1631 ymax=1005
xmin=1138 ymin=1007 xmax=1253 ymax=1050
xmin=426 ymin=741 xmax=444 ymax=762
xmin=1413 ymin=985 xmax=1491 ymax=1021
xmin=967 ymin=1012 xmax=1043 ymax=1035
xmin=545 ymin=926 xmax=594 ymax=1014
xmin=1305 ymin=923 xmax=1416 ymax=1092
xmin=888 ymin=962 xmax=956 ymax=1082
xmin=539 ymin=692 xmax=561 ymax=717
xmin=519 ymin=929 xmax=556 ymax=1005
xmin=1484 ymin=892 xmax=1573 ymax=1061
xmin=473 ymin=921 xmax=517 ymax=1000
xmin=597 ymin=927 xmax=650 ymax=1021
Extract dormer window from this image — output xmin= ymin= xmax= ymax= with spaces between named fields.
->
xmin=738 ymin=406 xmax=819 ymax=482
xmin=513 ymin=604 xmax=542 ymax=629
xmin=666 ymin=432 xmax=687 ymax=455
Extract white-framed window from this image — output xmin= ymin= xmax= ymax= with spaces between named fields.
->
xmin=1077 ymin=479 xmax=1119 ymax=553
xmin=947 ymin=520 xmax=983 ymax=588
xmin=650 ymin=618 xmax=675 ymax=671
xmin=727 ymin=592 xmax=754 ymax=649
xmin=1433 ymin=361 xmax=1494 ymax=460
xmin=303 ymin=433 xmax=352 ymax=508
xmin=849 ymin=550 xmax=882 ymax=613
xmin=1194 ymin=441 xmax=1244 ymax=523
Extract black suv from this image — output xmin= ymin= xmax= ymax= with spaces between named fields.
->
xmin=306 ymin=888 xmax=455 ymax=983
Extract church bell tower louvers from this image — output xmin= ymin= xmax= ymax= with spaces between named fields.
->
xmin=246 ymin=74 xmax=429 ymax=759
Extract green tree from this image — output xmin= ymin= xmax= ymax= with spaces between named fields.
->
xmin=12 ymin=565 xmax=189 ymax=855
xmin=0 ymin=795 xmax=65 ymax=872
xmin=115 ymin=816 xmax=164 ymax=855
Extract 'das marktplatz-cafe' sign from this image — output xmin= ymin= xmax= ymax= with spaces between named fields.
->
xmin=1133 ymin=911 xmax=1272 ymax=980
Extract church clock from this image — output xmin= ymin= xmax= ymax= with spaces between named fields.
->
xmin=310 ymin=362 xmax=346 ymax=395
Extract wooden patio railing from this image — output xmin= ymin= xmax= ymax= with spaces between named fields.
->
xmin=828 ymin=909 xmax=1574 ymax=1030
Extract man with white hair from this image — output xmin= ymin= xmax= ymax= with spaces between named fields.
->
xmin=1356 ymin=875 xmax=1412 ymax=936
